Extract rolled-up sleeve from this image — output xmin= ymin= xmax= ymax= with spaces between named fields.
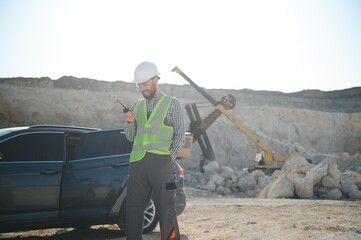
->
xmin=124 ymin=121 xmax=136 ymax=142
xmin=169 ymin=98 xmax=186 ymax=161
xmin=124 ymin=103 xmax=136 ymax=142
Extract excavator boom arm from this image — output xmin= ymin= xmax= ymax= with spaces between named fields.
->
xmin=215 ymin=104 xmax=272 ymax=154
xmin=173 ymin=66 xmax=288 ymax=168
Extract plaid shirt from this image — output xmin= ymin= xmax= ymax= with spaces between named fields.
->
xmin=124 ymin=92 xmax=185 ymax=161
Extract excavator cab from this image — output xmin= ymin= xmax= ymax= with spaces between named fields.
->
xmin=178 ymin=132 xmax=193 ymax=158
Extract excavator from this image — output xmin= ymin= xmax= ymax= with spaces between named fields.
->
xmin=173 ymin=66 xmax=288 ymax=172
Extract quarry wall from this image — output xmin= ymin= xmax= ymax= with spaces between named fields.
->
xmin=1 ymin=77 xmax=360 ymax=172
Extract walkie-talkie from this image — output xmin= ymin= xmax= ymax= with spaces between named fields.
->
xmin=112 ymin=96 xmax=130 ymax=113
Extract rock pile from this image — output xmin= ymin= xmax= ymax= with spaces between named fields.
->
xmin=187 ymin=156 xmax=361 ymax=200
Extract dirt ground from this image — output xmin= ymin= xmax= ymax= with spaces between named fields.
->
xmin=1 ymin=187 xmax=361 ymax=240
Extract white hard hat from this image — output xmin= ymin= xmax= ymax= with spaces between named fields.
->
xmin=133 ymin=61 xmax=160 ymax=84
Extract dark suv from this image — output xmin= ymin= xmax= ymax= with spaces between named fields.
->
xmin=0 ymin=125 xmax=186 ymax=234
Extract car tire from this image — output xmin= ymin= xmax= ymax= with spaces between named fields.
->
xmin=117 ymin=199 xmax=159 ymax=235
xmin=143 ymin=199 xmax=158 ymax=234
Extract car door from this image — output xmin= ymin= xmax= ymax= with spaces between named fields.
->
xmin=0 ymin=131 xmax=64 ymax=228
xmin=60 ymin=129 xmax=132 ymax=221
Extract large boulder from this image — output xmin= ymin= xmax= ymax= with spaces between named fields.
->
xmin=343 ymin=170 xmax=361 ymax=188
xmin=203 ymin=161 xmax=220 ymax=176
xmin=236 ymin=170 xmax=257 ymax=192
xmin=293 ymin=174 xmax=314 ymax=199
xmin=281 ymin=155 xmax=313 ymax=174
xmin=340 ymin=173 xmax=361 ymax=199
xmin=267 ymin=173 xmax=294 ymax=198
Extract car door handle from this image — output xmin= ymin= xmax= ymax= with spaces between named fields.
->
xmin=40 ymin=169 xmax=60 ymax=175
xmin=111 ymin=162 xmax=129 ymax=168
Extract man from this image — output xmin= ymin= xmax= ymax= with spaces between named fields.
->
xmin=123 ymin=61 xmax=185 ymax=240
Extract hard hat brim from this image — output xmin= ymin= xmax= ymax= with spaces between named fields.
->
xmin=132 ymin=72 xmax=160 ymax=84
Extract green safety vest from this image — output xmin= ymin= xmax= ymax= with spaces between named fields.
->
xmin=129 ymin=95 xmax=174 ymax=162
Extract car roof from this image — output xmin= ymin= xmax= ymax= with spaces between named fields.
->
xmin=29 ymin=125 xmax=101 ymax=132
xmin=0 ymin=125 xmax=102 ymax=139
xmin=0 ymin=125 xmax=127 ymax=137
xmin=0 ymin=126 xmax=30 ymax=137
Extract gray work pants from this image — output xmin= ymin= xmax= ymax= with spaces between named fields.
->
xmin=125 ymin=153 xmax=180 ymax=240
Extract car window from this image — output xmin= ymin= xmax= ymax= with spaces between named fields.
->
xmin=0 ymin=132 xmax=64 ymax=162
xmin=66 ymin=134 xmax=82 ymax=161
xmin=72 ymin=130 xmax=132 ymax=160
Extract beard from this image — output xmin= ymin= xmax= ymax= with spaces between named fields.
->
xmin=142 ymin=85 xmax=156 ymax=100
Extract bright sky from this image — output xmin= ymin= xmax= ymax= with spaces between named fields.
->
xmin=0 ymin=0 xmax=360 ymax=93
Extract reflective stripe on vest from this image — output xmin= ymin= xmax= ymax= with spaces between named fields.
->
xmin=129 ymin=95 xmax=174 ymax=162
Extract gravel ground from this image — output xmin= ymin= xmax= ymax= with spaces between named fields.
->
xmin=1 ymin=187 xmax=361 ymax=240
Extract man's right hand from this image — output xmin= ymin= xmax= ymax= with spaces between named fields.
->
xmin=124 ymin=111 xmax=135 ymax=123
